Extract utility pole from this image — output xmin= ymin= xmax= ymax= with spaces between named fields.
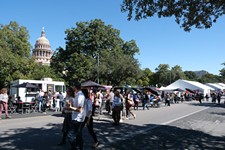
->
xmin=97 ymin=53 xmax=99 ymax=84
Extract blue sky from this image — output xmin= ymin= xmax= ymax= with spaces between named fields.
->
xmin=1 ymin=0 xmax=225 ymax=75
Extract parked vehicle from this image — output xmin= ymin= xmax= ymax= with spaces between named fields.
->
xmin=10 ymin=78 xmax=66 ymax=102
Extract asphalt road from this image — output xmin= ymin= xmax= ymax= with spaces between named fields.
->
xmin=0 ymin=101 xmax=225 ymax=150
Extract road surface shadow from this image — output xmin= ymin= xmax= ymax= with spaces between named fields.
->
xmin=1 ymin=119 xmax=225 ymax=150
xmin=97 ymin=122 xmax=225 ymax=150
xmin=188 ymin=102 xmax=225 ymax=109
xmin=210 ymin=112 xmax=225 ymax=116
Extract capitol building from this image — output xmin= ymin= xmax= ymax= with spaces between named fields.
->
xmin=32 ymin=27 xmax=53 ymax=65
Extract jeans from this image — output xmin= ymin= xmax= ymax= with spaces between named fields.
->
xmin=59 ymin=101 xmax=63 ymax=111
xmin=68 ymin=120 xmax=83 ymax=150
xmin=81 ymin=116 xmax=98 ymax=143
xmin=38 ymin=101 xmax=42 ymax=112
xmin=142 ymin=100 xmax=147 ymax=110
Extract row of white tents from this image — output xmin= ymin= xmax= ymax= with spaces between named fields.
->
xmin=159 ymin=79 xmax=225 ymax=96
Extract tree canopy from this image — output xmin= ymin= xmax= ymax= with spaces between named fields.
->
xmin=1 ymin=20 xmax=224 ymax=89
xmin=51 ymin=19 xmax=141 ymax=86
xmin=0 ymin=21 xmax=31 ymax=57
xmin=0 ymin=21 xmax=59 ymax=89
xmin=0 ymin=21 xmax=32 ymax=88
xmin=121 ymin=0 xmax=225 ymax=31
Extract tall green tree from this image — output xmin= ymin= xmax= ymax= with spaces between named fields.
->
xmin=0 ymin=21 xmax=32 ymax=88
xmin=171 ymin=65 xmax=186 ymax=82
xmin=121 ymin=0 xmax=225 ymax=31
xmin=198 ymin=73 xmax=222 ymax=83
xmin=153 ymin=64 xmax=170 ymax=86
xmin=138 ymin=68 xmax=154 ymax=86
xmin=51 ymin=47 xmax=94 ymax=86
xmin=219 ymin=62 xmax=225 ymax=77
xmin=51 ymin=19 xmax=141 ymax=86
xmin=184 ymin=71 xmax=198 ymax=80
xmin=0 ymin=21 xmax=31 ymax=57
xmin=0 ymin=21 xmax=58 ymax=88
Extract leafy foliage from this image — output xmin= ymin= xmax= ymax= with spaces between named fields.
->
xmin=51 ymin=19 xmax=141 ymax=86
xmin=137 ymin=68 xmax=154 ymax=86
xmin=121 ymin=0 xmax=225 ymax=31
xmin=197 ymin=73 xmax=222 ymax=83
xmin=0 ymin=21 xmax=31 ymax=57
xmin=0 ymin=21 xmax=60 ymax=89
xmin=171 ymin=65 xmax=186 ymax=82
xmin=0 ymin=22 xmax=32 ymax=88
xmin=184 ymin=71 xmax=197 ymax=80
xmin=153 ymin=64 xmax=171 ymax=86
xmin=1 ymin=20 xmax=224 ymax=89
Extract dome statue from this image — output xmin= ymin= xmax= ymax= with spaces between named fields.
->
xmin=32 ymin=27 xmax=53 ymax=66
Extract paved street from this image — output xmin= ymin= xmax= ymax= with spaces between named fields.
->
xmin=0 ymin=101 xmax=225 ymax=150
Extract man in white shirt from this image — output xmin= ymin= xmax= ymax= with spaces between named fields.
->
xmin=109 ymin=89 xmax=115 ymax=114
xmin=68 ymin=82 xmax=85 ymax=150
xmin=58 ymin=91 xmax=64 ymax=111
xmin=38 ymin=90 xmax=44 ymax=112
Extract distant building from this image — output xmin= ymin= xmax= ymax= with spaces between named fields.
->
xmin=32 ymin=27 xmax=52 ymax=65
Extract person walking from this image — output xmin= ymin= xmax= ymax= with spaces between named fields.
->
xmin=58 ymin=87 xmax=74 ymax=146
xmin=42 ymin=92 xmax=49 ymax=114
xmin=205 ymin=93 xmax=209 ymax=101
xmin=133 ymin=93 xmax=139 ymax=110
xmin=142 ymin=91 xmax=149 ymax=110
xmin=109 ymin=89 xmax=114 ymax=114
xmin=112 ymin=90 xmax=122 ymax=126
xmin=0 ymin=88 xmax=11 ymax=119
xmin=81 ymin=89 xmax=99 ymax=149
xmin=104 ymin=90 xmax=110 ymax=114
xmin=217 ymin=92 xmax=222 ymax=104
xmin=58 ymin=91 xmax=64 ymax=111
xmin=67 ymin=82 xmax=86 ymax=150
xmin=165 ymin=93 xmax=171 ymax=106
xmin=212 ymin=92 xmax=217 ymax=103
xmin=125 ymin=90 xmax=136 ymax=119
xmin=38 ymin=90 xmax=44 ymax=112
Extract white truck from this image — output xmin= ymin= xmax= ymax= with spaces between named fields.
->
xmin=10 ymin=78 xmax=66 ymax=102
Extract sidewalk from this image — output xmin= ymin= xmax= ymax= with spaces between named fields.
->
xmin=1 ymin=110 xmax=63 ymax=120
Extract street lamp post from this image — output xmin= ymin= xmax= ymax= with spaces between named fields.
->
xmin=97 ymin=53 xmax=99 ymax=84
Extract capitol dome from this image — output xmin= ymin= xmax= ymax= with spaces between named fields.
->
xmin=32 ymin=27 xmax=52 ymax=65
xmin=36 ymin=36 xmax=50 ymax=45
xmin=34 ymin=27 xmax=51 ymax=50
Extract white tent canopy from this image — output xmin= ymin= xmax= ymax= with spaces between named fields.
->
xmin=217 ymin=83 xmax=225 ymax=88
xmin=159 ymin=86 xmax=177 ymax=91
xmin=205 ymin=83 xmax=225 ymax=91
xmin=159 ymin=79 xmax=214 ymax=96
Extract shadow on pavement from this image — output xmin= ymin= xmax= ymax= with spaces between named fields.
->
xmin=188 ymin=102 xmax=225 ymax=109
xmin=210 ymin=112 xmax=225 ymax=116
xmin=1 ymin=119 xmax=225 ymax=150
xmin=0 ymin=123 xmax=67 ymax=150
xmin=97 ymin=122 xmax=225 ymax=150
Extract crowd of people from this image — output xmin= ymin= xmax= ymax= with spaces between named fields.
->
xmin=36 ymin=90 xmax=64 ymax=114
xmin=1 ymin=83 xmax=225 ymax=149
xmin=161 ymin=91 xmax=224 ymax=105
